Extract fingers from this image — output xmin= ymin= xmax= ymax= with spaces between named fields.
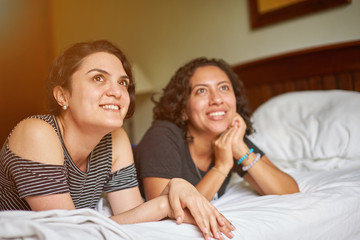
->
xmin=167 ymin=190 xmax=185 ymax=224
xmin=209 ymin=214 xmax=223 ymax=240
xmin=181 ymin=200 xmax=211 ymax=239
xmin=178 ymin=193 xmax=217 ymax=239
xmin=186 ymin=200 xmax=235 ymax=240
xmin=232 ymin=113 xmax=245 ymax=125
xmin=203 ymin=209 xmax=235 ymax=240
xmin=209 ymin=207 xmax=235 ymax=239
xmin=216 ymin=214 xmax=236 ymax=239
xmin=215 ymin=123 xmax=238 ymax=147
xmin=234 ymin=114 xmax=247 ymax=135
xmin=166 ymin=179 xmax=235 ymax=239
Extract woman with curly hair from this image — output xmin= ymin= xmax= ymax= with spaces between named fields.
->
xmin=135 ymin=57 xmax=299 ymax=201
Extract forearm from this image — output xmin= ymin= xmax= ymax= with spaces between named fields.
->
xmin=195 ymin=167 xmax=229 ymax=201
xmin=110 ymin=195 xmax=169 ymax=224
xmin=242 ymin=155 xmax=299 ymax=195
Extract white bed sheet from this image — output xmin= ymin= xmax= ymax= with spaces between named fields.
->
xmin=1 ymin=165 xmax=360 ymax=240
xmin=1 ymin=90 xmax=360 ymax=240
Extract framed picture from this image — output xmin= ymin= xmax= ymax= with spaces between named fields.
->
xmin=248 ymin=0 xmax=352 ymax=29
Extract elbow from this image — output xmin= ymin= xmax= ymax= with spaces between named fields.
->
xmin=263 ymin=182 xmax=300 ymax=195
xmin=277 ymin=184 xmax=300 ymax=195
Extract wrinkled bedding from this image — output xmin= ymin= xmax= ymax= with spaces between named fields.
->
xmin=1 ymin=90 xmax=359 ymax=240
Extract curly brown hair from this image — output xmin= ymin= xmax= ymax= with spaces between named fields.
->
xmin=46 ymin=40 xmax=135 ymax=119
xmin=152 ymin=57 xmax=254 ymax=139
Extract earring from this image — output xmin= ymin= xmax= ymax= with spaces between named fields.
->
xmin=62 ymin=105 xmax=67 ymax=110
xmin=182 ymin=115 xmax=187 ymax=121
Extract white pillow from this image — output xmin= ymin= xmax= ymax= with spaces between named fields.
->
xmin=248 ymin=90 xmax=360 ymax=169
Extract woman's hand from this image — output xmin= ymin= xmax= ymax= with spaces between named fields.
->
xmin=161 ymin=178 xmax=235 ymax=240
xmin=212 ymin=113 xmax=249 ymax=173
xmin=212 ymin=118 xmax=241 ymax=173
xmin=229 ymin=113 xmax=249 ymax=159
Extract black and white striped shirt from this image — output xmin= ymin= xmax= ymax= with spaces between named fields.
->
xmin=0 ymin=114 xmax=138 ymax=211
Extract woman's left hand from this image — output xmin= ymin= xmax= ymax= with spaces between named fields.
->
xmin=230 ymin=113 xmax=249 ymax=159
xmin=161 ymin=178 xmax=235 ymax=240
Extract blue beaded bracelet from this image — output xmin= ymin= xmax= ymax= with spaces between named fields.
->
xmin=237 ymin=148 xmax=254 ymax=165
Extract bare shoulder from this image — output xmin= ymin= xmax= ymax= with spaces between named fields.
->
xmin=111 ymin=127 xmax=134 ymax=171
xmin=8 ymin=118 xmax=64 ymax=165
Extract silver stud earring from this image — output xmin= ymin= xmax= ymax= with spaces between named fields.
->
xmin=182 ymin=115 xmax=187 ymax=121
xmin=62 ymin=105 xmax=67 ymax=110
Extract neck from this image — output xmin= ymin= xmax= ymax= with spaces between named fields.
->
xmin=187 ymin=128 xmax=216 ymax=171
xmin=56 ymin=114 xmax=107 ymax=171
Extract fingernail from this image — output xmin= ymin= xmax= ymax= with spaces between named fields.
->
xmin=231 ymin=224 xmax=236 ymax=230
xmin=176 ymin=217 xmax=181 ymax=224
xmin=229 ymin=232 xmax=234 ymax=238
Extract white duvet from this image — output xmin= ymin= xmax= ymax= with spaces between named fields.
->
xmin=1 ymin=90 xmax=360 ymax=240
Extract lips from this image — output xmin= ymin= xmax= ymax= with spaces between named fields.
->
xmin=208 ymin=111 xmax=225 ymax=117
xmin=100 ymin=104 xmax=120 ymax=110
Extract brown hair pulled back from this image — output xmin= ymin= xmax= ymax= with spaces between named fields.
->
xmin=46 ymin=40 xmax=135 ymax=118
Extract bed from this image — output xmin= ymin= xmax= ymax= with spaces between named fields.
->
xmin=1 ymin=40 xmax=360 ymax=240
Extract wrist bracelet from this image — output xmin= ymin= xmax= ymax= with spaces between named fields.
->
xmin=242 ymin=153 xmax=261 ymax=171
xmin=237 ymin=148 xmax=254 ymax=165
xmin=211 ymin=167 xmax=227 ymax=178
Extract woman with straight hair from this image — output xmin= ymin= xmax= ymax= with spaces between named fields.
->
xmin=0 ymin=41 xmax=235 ymax=240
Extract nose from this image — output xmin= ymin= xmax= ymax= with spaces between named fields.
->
xmin=106 ymin=81 xmax=123 ymax=98
xmin=209 ymin=90 xmax=223 ymax=105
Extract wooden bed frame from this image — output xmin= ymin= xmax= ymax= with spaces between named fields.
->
xmin=232 ymin=40 xmax=360 ymax=112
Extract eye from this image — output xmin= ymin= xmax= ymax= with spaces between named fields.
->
xmin=93 ymin=75 xmax=104 ymax=82
xmin=220 ymin=84 xmax=230 ymax=91
xmin=195 ymin=88 xmax=206 ymax=95
xmin=119 ymin=79 xmax=129 ymax=88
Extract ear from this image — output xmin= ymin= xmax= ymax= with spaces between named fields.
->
xmin=53 ymin=86 xmax=69 ymax=107
xmin=182 ymin=109 xmax=189 ymax=121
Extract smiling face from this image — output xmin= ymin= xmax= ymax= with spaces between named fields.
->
xmin=61 ymin=51 xmax=130 ymax=133
xmin=184 ymin=65 xmax=237 ymax=138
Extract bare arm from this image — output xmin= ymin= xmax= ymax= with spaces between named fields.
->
xmin=230 ymin=114 xmax=300 ymax=195
xmin=107 ymin=128 xmax=144 ymax=214
xmin=238 ymin=154 xmax=299 ymax=195
xmin=9 ymin=119 xmax=76 ymax=210
xmin=194 ymin=168 xmax=228 ymax=201
xmin=110 ymin=128 xmax=235 ymax=239
xmin=109 ymin=194 xmax=169 ymax=224
xmin=198 ymin=114 xmax=299 ymax=198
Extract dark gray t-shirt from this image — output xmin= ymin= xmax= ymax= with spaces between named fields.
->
xmin=134 ymin=120 xmax=264 ymax=198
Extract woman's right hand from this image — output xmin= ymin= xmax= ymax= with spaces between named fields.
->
xmin=162 ymin=178 xmax=235 ymax=240
xmin=212 ymin=123 xmax=239 ymax=173
xmin=229 ymin=114 xmax=249 ymax=159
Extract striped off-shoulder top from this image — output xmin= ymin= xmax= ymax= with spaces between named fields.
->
xmin=0 ymin=114 xmax=138 ymax=211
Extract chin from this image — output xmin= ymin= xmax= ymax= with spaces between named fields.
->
xmin=219 ymin=120 xmax=234 ymax=131
xmin=103 ymin=119 xmax=124 ymax=130
xmin=210 ymin=126 xmax=229 ymax=135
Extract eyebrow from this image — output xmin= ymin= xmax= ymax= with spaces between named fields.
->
xmin=86 ymin=68 xmax=129 ymax=79
xmin=192 ymin=80 xmax=230 ymax=89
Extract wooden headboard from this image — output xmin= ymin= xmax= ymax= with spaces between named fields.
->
xmin=232 ymin=40 xmax=360 ymax=112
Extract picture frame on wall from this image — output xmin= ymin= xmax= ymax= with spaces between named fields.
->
xmin=248 ymin=0 xmax=352 ymax=29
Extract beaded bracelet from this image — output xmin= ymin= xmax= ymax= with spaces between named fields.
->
xmin=242 ymin=153 xmax=261 ymax=171
xmin=237 ymin=148 xmax=254 ymax=165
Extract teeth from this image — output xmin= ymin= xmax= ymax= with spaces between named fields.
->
xmin=209 ymin=111 xmax=225 ymax=116
xmin=101 ymin=105 xmax=119 ymax=110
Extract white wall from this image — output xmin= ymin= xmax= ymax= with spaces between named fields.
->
xmin=52 ymin=0 xmax=360 ymax=143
